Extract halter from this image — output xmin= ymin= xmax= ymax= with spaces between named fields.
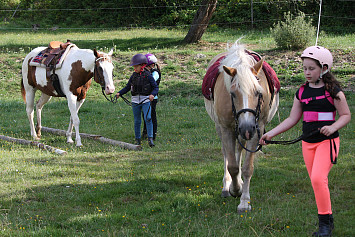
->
xmin=94 ymin=56 xmax=117 ymax=103
xmin=231 ymin=92 xmax=263 ymax=153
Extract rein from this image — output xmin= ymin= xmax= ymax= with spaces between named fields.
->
xmin=101 ymin=88 xmax=119 ymax=103
xmin=231 ymin=93 xmax=263 ymax=153
xmin=264 ymin=129 xmax=337 ymax=164
xmin=264 ymin=129 xmax=320 ymax=145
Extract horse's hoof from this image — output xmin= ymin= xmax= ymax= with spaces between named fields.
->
xmin=229 ymin=187 xmax=242 ymax=198
xmin=221 ymin=191 xmax=231 ymax=198
xmin=237 ymin=202 xmax=252 ymax=213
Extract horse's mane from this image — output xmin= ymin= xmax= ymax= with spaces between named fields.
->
xmin=220 ymin=41 xmax=262 ymax=95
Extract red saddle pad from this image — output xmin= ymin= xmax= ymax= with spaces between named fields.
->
xmin=202 ymin=55 xmax=225 ymax=100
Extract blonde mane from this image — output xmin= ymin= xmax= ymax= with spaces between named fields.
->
xmin=220 ymin=41 xmax=263 ymax=95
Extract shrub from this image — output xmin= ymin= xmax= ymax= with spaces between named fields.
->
xmin=271 ymin=11 xmax=315 ymax=50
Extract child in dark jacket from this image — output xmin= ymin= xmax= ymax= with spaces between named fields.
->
xmin=116 ymin=54 xmax=159 ymax=147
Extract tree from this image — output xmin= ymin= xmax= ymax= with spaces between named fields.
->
xmin=183 ymin=0 xmax=218 ymax=44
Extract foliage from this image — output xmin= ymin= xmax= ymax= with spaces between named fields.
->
xmin=271 ymin=11 xmax=315 ymax=50
xmin=0 ymin=29 xmax=354 ymax=236
xmin=0 ymin=0 xmax=353 ymax=33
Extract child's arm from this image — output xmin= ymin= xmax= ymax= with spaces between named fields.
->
xmin=116 ymin=77 xmax=133 ymax=97
xmin=260 ymin=96 xmax=303 ymax=145
xmin=320 ymin=91 xmax=351 ymax=136
xmin=149 ymin=75 xmax=159 ymax=97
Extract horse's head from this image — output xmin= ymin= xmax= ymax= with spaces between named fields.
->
xmin=223 ymin=54 xmax=264 ymax=141
xmin=93 ymin=49 xmax=115 ymax=94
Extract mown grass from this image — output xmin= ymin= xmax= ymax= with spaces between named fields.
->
xmin=0 ymin=29 xmax=354 ymax=236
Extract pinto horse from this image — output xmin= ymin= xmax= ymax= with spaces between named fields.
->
xmin=21 ymin=45 xmax=115 ymax=147
xmin=204 ymin=42 xmax=279 ymax=213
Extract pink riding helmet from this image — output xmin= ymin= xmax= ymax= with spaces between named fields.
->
xmin=301 ymin=46 xmax=333 ymax=70
xmin=145 ymin=53 xmax=158 ymax=65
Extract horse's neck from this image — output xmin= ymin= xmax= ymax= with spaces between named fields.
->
xmin=72 ymin=48 xmax=96 ymax=70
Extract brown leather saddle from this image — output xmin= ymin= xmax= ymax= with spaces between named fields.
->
xmin=41 ymin=40 xmax=72 ymax=72
xmin=40 ymin=40 xmax=72 ymax=97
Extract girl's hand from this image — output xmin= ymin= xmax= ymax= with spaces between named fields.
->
xmin=259 ymin=133 xmax=273 ymax=145
xmin=115 ymin=92 xmax=120 ymax=98
xmin=320 ymin=125 xmax=337 ymax=137
xmin=149 ymin=94 xmax=154 ymax=101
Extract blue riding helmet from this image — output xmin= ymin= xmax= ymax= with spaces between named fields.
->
xmin=130 ymin=54 xmax=148 ymax=66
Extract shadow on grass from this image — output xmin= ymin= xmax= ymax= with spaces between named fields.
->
xmin=1 ymin=36 xmax=185 ymax=53
xmin=0 ymin=150 xmax=225 ymax=235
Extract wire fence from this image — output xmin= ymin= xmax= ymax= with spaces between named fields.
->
xmin=0 ymin=1 xmax=353 ymax=31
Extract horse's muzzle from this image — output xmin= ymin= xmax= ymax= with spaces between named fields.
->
xmin=105 ymin=85 xmax=115 ymax=95
xmin=238 ymin=123 xmax=256 ymax=140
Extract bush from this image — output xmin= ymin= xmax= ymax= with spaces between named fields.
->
xmin=271 ymin=11 xmax=315 ymax=50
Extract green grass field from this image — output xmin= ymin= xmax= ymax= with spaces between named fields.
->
xmin=0 ymin=29 xmax=354 ymax=236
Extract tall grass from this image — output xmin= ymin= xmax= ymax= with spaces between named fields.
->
xmin=0 ymin=29 xmax=354 ymax=236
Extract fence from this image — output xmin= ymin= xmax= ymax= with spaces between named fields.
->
xmin=0 ymin=0 xmax=353 ymax=31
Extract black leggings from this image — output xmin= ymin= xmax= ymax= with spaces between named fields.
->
xmin=143 ymin=99 xmax=158 ymax=138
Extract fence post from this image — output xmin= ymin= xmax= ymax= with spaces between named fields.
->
xmin=251 ymin=0 xmax=254 ymax=28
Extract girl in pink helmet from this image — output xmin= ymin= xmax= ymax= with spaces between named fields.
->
xmin=259 ymin=46 xmax=351 ymax=236
xmin=142 ymin=53 xmax=161 ymax=140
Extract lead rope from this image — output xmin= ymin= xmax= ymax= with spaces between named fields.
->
xmin=330 ymin=138 xmax=337 ymax=164
xmin=265 ymin=129 xmax=337 ymax=164
xmin=264 ymin=129 xmax=320 ymax=145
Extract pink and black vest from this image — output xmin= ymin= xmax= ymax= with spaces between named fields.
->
xmin=296 ymin=83 xmax=339 ymax=143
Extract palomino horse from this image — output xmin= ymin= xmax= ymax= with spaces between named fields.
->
xmin=204 ymin=42 xmax=279 ymax=212
xmin=21 ymin=44 xmax=115 ymax=146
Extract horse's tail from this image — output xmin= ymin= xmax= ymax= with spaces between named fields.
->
xmin=21 ymin=78 xmax=26 ymax=103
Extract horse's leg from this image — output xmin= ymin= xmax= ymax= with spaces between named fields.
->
xmin=220 ymin=126 xmax=243 ymax=198
xmin=35 ymin=93 xmax=51 ymax=138
xmin=25 ymin=88 xmax=39 ymax=140
xmin=66 ymin=99 xmax=85 ymax=144
xmin=237 ymin=138 xmax=258 ymax=213
xmin=66 ymin=95 xmax=83 ymax=147
xmin=216 ymin=124 xmax=232 ymax=197
xmin=66 ymin=115 xmax=74 ymax=144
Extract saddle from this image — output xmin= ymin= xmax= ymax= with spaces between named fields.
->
xmin=41 ymin=40 xmax=72 ymax=71
xmin=202 ymin=51 xmax=280 ymax=104
xmin=30 ymin=40 xmax=73 ymax=97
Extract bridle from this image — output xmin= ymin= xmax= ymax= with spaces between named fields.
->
xmin=94 ymin=56 xmax=118 ymax=103
xmin=231 ymin=91 xmax=263 ymax=153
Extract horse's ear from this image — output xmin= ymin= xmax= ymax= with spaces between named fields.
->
xmin=223 ymin=65 xmax=237 ymax=77
xmin=108 ymin=48 xmax=114 ymax=56
xmin=252 ymin=58 xmax=264 ymax=76
xmin=93 ymin=49 xmax=99 ymax=58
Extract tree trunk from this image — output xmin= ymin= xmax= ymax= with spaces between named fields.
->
xmin=183 ymin=0 xmax=218 ymax=44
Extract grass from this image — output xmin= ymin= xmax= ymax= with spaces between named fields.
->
xmin=0 ymin=28 xmax=354 ymax=236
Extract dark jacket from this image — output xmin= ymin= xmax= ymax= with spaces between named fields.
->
xmin=119 ymin=70 xmax=159 ymax=96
